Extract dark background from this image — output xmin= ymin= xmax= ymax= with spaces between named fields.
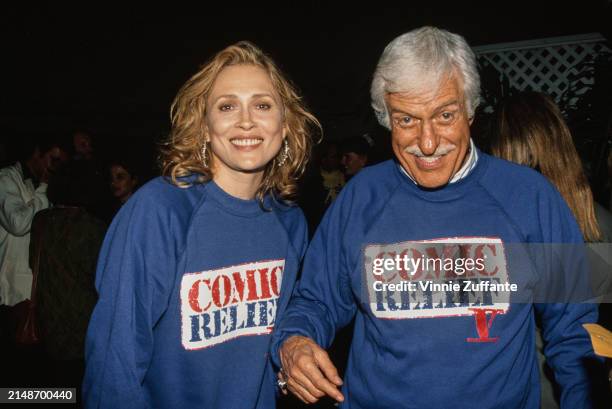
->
xmin=2 ymin=1 xmax=611 ymax=175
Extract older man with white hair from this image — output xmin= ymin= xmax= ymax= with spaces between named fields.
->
xmin=271 ymin=26 xmax=598 ymax=408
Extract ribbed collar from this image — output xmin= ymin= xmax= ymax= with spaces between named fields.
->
xmin=204 ymin=180 xmax=269 ymax=218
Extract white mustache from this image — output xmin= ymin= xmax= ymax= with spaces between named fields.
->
xmin=404 ymin=144 xmax=456 ymax=157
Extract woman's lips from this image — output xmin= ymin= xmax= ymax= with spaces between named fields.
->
xmin=230 ymin=137 xmax=263 ymax=151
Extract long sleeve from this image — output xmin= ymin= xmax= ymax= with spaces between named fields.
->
xmin=532 ymin=183 xmax=600 ymax=409
xmin=271 ymin=192 xmax=358 ymax=367
xmin=82 ymin=191 xmax=178 ymax=409
xmin=0 ymin=169 xmax=49 ymax=236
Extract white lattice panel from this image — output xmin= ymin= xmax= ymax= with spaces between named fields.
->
xmin=474 ymin=33 xmax=610 ymax=107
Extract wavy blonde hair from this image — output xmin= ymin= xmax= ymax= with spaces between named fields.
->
xmin=491 ymin=91 xmax=602 ymax=242
xmin=160 ymin=41 xmax=321 ymax=202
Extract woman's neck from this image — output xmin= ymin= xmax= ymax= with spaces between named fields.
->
xmin=212 ymin=171 xmax=263 ymax=200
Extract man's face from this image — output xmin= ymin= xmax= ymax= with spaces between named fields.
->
xmin=73 ymin=132 xmax=93 ymax=159
xmin=321 ymin=145 xmax=341 ymax=171
xmin=341 ymin=152 xmax=367 ymax=176
xmin=30 ymin=146 xmax=67 ymax=181
xmin=44 ymin=147 xmax=67 ymax=173
xmin=386 ymin=75 xmax=472 ymax=188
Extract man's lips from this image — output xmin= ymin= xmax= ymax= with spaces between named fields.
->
xmin=414 ymin=155 xmax=444 ymax=170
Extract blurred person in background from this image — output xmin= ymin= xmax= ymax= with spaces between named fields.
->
xmin=340 ymin=135 xmax=370 ymax=180
xmin=298 ymin=141 xmax=345 ymax=236
xmin=0 ymin=135 xmax=67 ymax=383
xmin=490 ymin=90 xmax=612 ymax=407
xmin=72 ymin=130 xmax=94 ymax=162
xmin=107 ymin=158 xmax=141 ymax=221
xmin=0 ymin=135 xmax=67 ymax=310
xmin=319 ymin=141 xmax=345 ymax=205
xmin=29 ymin=160 xmax=106 ymax=389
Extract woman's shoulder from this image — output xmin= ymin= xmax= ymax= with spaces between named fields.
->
xmin=125 ymin=176 xmax=206 ymax=216
xmin=130 ymin=176 xmax=202 ymax=207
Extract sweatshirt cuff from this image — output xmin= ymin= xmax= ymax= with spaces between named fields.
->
xmin=271 ymin=321 xmax=321 ymax=369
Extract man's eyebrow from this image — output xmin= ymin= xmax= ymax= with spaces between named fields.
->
xmin=390 ymin=100 xmax=461 ymax=116
xmin=434 ymin=100 xmax=460 ymax=112
xmin=390 ymin=108 xmax=415 ymax=115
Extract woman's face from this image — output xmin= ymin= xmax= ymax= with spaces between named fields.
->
xmin=205 ymin=64 xmax=286 ymax=185
xmin=110 ymin=164 xmax=137 ymax=203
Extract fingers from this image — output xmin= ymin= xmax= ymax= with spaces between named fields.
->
xmin=279 ymin=336 xmax=344 ymax=403
xmin=314 ymin=348 xmax=343 ymax=386
xmin=294 ymin=363 xmax=344 ymax=402
xmin=287 ymin=376 xmax=320 ymax=404
xmin=289 ymin=365 xmax=326 ymax=399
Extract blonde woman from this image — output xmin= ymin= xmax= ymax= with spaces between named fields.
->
xmin=83 ymin=42 xmax=320 ymax=409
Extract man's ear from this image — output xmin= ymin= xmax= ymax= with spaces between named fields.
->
xmin=468 ymin=116 xmax=475 ymax=126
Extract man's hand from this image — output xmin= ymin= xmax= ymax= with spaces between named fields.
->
xmin=279 ymin=335 xmax=344 ymax=404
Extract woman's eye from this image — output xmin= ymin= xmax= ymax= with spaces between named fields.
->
xmin=219 ymin=104 xmax=234 ymax=112
xmin=256 ymin=103 xmax=271 ymax=110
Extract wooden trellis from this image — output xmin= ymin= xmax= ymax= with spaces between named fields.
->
xmin=474 ymin=33 xmax=611 ymax=110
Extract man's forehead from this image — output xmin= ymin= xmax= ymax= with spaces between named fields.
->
xmin=385 ymin=75 xmax=465 ymax=112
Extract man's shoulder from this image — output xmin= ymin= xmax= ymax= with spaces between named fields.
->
xmin=352 ymin=160 xmax=397 ymax=181
xmin=327 ymin=160 xmax=399 ymax=220
xmin=480 ymin=153 xmax=555 ymax=196
xmin=0 ymin=163 xmax=25 ymax=193
xmin=337 ymin=160 xmax=399 ymax=201
xmin=0 ymin=163 xmax=21 ymax=180
xmin=341 ymin=160 xmax=398 ymax=194
xmin=477 ymin=154 xmax=574 ymax=240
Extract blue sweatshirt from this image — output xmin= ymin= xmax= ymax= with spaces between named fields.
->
xmin=83 ymin=177 xmax=307 ymax=409
xmin=271 ymin=152 xmax=598 ymax=409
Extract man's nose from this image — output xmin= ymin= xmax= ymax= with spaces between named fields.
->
xmin=418 ymin=120 xmax=439 ymax=156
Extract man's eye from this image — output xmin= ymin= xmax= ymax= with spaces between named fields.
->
xmin=396 ymin=116 xmax=414 ymax=127
xmin=440 ymin=112 xmax=454 ymax=121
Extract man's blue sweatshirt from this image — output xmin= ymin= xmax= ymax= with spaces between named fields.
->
xmin=272 ymin=152 xmax=598 ymax=409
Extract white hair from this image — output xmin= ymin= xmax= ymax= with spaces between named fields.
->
xmin=371 ymin=26 xmax=481 ymax=129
